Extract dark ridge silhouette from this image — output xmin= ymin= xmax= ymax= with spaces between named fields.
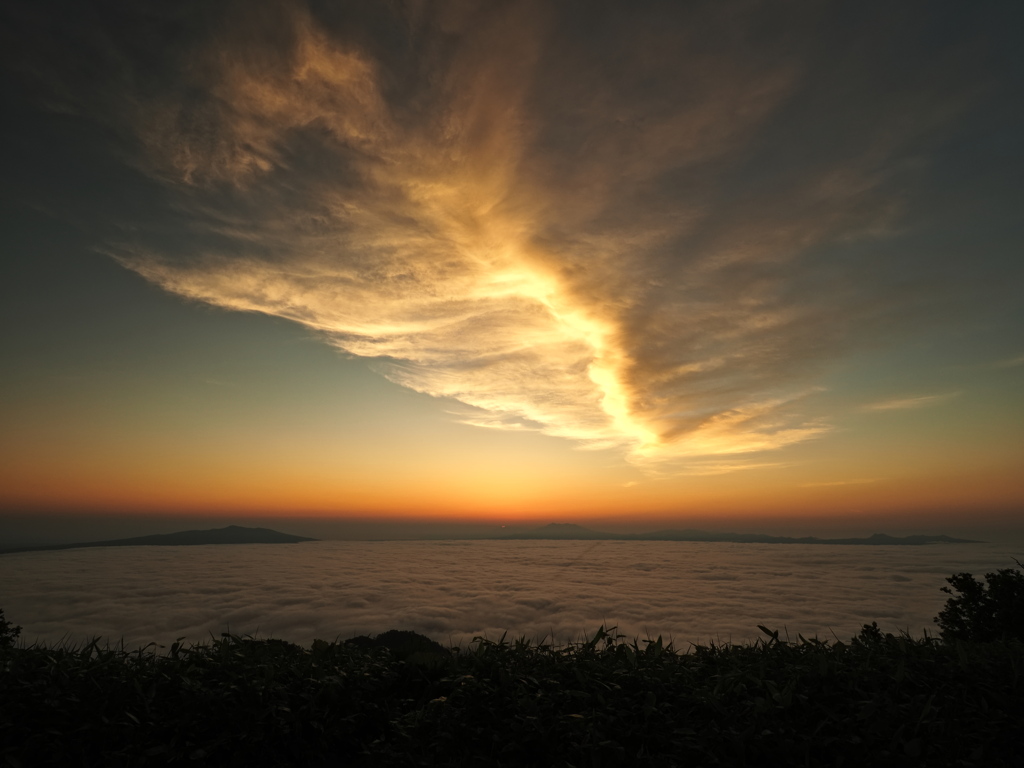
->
xmin=0 ymin=525 xmax=318 ymax=555
xmin=498 ymin=523 xmax=981 ymax=545
xmin=345 ymin=630 xmax=450 ymax=662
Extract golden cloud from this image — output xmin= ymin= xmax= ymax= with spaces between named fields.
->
xmin=96 ymin=1 xmax=959 ymax=465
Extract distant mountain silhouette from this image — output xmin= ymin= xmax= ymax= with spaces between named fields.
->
xmin=0 ymin=525 xmax=318 ymax=555
xmin=499 ymin=523 xmax=980 ymax=545
xmin=508 ymin=523 xmax=618 ymax=540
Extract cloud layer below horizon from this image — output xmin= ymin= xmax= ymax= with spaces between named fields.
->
xmin=2 ymin=540 xmax=1019 ymax=650
xmin=9 ymin=0 xmax=1017 ymax=470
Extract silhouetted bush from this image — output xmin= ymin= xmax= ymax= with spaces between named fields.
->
xmin=346 ymin=629 xmax=451 ymax=662
xmin=934 ymin=560 xmax=1024 ymax=642
xmin=2 ymin=625 xmax=1023 ymax=767
xmin=0 ymin=608 xmax=20 ymax=648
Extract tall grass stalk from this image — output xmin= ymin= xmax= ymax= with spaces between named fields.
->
xmin=2 ymin=623 xmax=1021 ymax=767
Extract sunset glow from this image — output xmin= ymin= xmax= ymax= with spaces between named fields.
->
xmin=1 ymin=0 xmax=1022 ymax=538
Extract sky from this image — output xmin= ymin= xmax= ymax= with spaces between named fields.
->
xmin=1 ymin=0 xmax=1022 ymax=542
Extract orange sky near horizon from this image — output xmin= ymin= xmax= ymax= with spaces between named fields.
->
xmin=2 ymin=369 xmax=1020 ymax=524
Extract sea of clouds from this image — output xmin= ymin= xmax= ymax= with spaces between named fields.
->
xmin=2 ymin=540 xmax=1021 ymax=651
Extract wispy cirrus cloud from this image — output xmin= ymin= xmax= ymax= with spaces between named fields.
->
xmin=994 ymin=354 xmax=1024 ymax=369
xmin=13 ymin=0 xmax=981 ymax=466
xmin=863 ymin=393 xmax=961 ymax=412
xmin=676 ymin=461 xmax=790 ymax=478
xmin=800 ymin=478 xmax=878 ymax=488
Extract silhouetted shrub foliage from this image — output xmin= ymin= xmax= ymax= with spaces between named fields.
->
xmin=0 ymin=608 xmax=20 ymax=648
xmin=934 ymin=560 xmax=1024 ymax=642
xmin=2 ymin=566 xmax=1023 ymax=767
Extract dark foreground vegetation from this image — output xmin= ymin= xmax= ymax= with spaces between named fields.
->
xmin=2 ymin=566 xmax=1022 ymax=767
